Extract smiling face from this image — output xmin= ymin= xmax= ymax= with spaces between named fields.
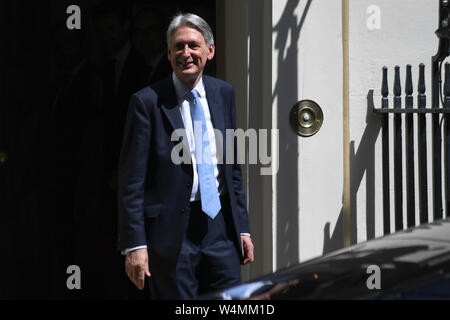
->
xmin=167 ymin=25 xmax=215 ymax=88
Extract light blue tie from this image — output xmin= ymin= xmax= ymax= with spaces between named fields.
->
xmin=189 ymin=89 xmax=221 ymax=219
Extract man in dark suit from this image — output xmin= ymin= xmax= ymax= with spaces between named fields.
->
xmin=117 ymin=13 xmax=254 ymax=299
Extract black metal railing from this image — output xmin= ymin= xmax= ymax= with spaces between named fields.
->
xmin=372 ymin=63 xmax=450 ymax=235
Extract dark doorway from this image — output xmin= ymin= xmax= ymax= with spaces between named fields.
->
xmin=0 ymin=0 xmax=216 ymax=299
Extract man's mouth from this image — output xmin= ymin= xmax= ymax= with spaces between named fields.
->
xmin=180 ymin=61 xmax=194 ymax=68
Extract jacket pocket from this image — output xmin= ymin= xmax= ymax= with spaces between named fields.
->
xmin=143 ymin=203 xmax=162 ymax=218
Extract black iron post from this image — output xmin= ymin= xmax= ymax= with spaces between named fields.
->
xmin=417 ymin=64 xmax=429 ymax=224
xmin=394 ymin=66 xmax=403 ymax=231
xmin=382 ymin=67 xmax=390 ymax=234
xmin=444 ymin=63 xmax=450 ymax=216
xmin=431 ymin=0 xmax=450 ymax=220
xmin=405 ymin=65 xmax=416 ymax=227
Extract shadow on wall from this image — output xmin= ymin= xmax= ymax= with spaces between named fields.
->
xmin=272 ymin=0 xmax=312 ymax=269
xmin=323 ymin=90 xmax=381 ymax=254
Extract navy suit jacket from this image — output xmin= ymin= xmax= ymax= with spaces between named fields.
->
xmin=117 ymin=75 xmax=250 ymax=267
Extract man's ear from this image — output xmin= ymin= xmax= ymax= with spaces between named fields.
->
xmin=207 ymin=44 xmax=215 ymax=61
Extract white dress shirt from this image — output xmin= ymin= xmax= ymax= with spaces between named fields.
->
xmin=172 ymin=72 xmax=225 ymax=201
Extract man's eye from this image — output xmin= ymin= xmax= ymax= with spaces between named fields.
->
xmin=190 ymin=44 xmax=199 ymax=49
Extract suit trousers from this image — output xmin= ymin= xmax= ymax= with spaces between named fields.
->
xmin=149 ymin=194 xmax=242 ymax=299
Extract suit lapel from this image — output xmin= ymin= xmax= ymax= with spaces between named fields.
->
xmin=204 ymin=76 xmax=225 ymax=136
xmin=158 ymin=76 xmax=191 ymax=156
xmin=159 ymin=76 xmax=184 ymax=131
xmin=204 ymin=76 xmax=226 ymax=165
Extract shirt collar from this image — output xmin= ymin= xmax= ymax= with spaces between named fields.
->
xmin=172 ymin=72 xmax=206 ymax=101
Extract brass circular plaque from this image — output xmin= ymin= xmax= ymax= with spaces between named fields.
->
xmin=289 ymin=100 xmax=323 ymax=137
xmin=298 ymin=107 xmax=315 ymax=128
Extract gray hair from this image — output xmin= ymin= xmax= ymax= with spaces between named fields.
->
xmin=166 ymin=13 xmax=215 ymax=48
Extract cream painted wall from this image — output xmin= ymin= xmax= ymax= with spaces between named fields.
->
xmin=271 ymin=0 xmax=442 ymax=269
xmin=272 ymin=0 xmax=344 ymax=266
xmin=222 ymin=0 xmax=442 ymax=278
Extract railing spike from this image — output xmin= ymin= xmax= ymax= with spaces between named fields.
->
xmin=418 ymin=63 xmax=426 ymax=94
xmin=406 ymin=64 xmax=413 ymax=96
xmin=382 ymin=66 xmax=389 ymax=98
xmin=394 ymin=66 xmax=401 ymax=97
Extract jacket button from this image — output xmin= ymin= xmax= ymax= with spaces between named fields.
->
xmin=186 ymin=183 xmax=191 ymax=188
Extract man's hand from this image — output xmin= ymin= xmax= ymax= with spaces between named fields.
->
xmin=125 ymin=248 xmax=151 ymax=290
xmin=241 ymin=235 xmax=254 ymax=265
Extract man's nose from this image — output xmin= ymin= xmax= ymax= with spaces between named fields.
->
xmin=181 ymin=45 xmax=191 ymax=57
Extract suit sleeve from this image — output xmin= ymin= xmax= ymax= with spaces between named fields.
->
xmin=117 ymin=93 xmax=151 ymax=251
xmin=229 ymin=86 xmax=251 ymax=234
